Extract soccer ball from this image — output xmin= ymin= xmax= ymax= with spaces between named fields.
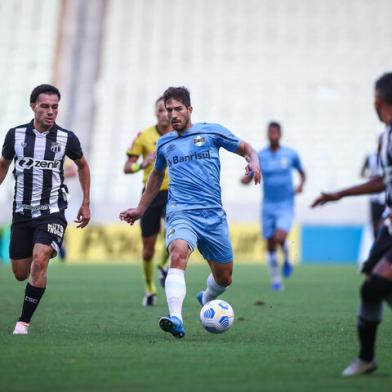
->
xmin=200 ymin=300 xmax=234 ymax=334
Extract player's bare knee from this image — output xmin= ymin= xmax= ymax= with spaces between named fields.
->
xmin=216 ymin=273 xmax=232 ymax=287
xmin=169 ymin=248 xmax=187 ymax=268
xmin=143 ymin=248 xmax=154 ymax=262
xmin=14 ymin=270 xmax=29 ymax=281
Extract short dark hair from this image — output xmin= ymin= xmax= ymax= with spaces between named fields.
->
xmin=163 ymin=86 xmax=191 ymax=107
xmin=268 ymin=121 xmax=281 ymax=131
xmin=30 ymin=84 xmax=61 ymax=104
xmin=375 ymin=73 xmax=392 ymax=105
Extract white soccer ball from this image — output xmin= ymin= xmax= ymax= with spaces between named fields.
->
xmin=200 ymin=299 xmax=234 ymax=334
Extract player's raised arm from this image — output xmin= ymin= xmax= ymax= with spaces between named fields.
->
xmin=236 ymin=141 xmax=261 ymax=185
xmin=119 ymin=168 xmax=165 ymax=225
xmin=311 ymin=176 xmax=385 ymax=208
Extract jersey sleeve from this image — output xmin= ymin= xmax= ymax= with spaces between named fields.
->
xmin=213 ymin=124 xmax=242 ymax=152
xmin=292 ymin=150 xmax=304 ymax=172
xmin=1 ymin=129 xmax=15 ymax=160
xmin=66 ymin=132 xmax=83 ymax=160
xmin=154 ymin=143 xmax=167 ymax=172
xmin=127 ymin=132 xmax=143 ymax=157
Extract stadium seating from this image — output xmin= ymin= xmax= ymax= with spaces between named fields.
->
xmin=90 ymin=0 xmax=391 ymax=223
xmin=0 ymin=0 xmax=61 ymax=219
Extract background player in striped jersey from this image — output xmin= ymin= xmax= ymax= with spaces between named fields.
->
xmin=242 ymin=122 xmax=306 ymax=291
xmin=120 ymin=86 xmax=260 ymax=338
xmin=312 ymin=73 xmax=392 ymax=376
xmin=0 ymin=84 xmax=91 ymax=334
xmin=123 ymin=97 xmax=171 ymax=306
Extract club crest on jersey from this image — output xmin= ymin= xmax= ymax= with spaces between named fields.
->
xmin=50 ymin=142 xmax=62 ymax=153
xmin=280 ymin=157 xmax=289 ymax=169
xmin=193 ymin=135 xmax=206 ymax=147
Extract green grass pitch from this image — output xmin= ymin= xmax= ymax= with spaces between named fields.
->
xmin=0 ymin=263 xmax=391 ymax=392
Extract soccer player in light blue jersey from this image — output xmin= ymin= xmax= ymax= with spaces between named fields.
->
xmin=120 ymin=86 xmax=260 ymax=338
xmin=242 ymin=122 xmax=305 ymax=291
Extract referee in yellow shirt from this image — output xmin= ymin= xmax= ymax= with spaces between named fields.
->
xmin=124 ymin=97 xmax=171 ymax=306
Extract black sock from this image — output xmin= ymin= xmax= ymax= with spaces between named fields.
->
xmin=358 ymin=317 xmax=379 ymax=362
xmin=19 ymin=283 xmax=46 ymax=323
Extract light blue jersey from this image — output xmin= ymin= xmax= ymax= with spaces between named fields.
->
xmin=259 ymin=146 xmax=303 ymax=205
xmin=155 ymin=122 xmax=242 ymax=262
xmin=259 ymin=146 xmax=303 ymax=239
xmin=155 ymin=122 xmax=242 ymax=215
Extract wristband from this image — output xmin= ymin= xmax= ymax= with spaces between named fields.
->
xmin=130 ymin=162 xmax=141 ymax=172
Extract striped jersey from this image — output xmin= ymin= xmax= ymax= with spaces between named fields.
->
xmin=1 ymin=120 xmax=83 ymax=219
xmin=380 ymin=125 xmax=392 ymax=207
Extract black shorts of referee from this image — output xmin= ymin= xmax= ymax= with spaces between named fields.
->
xmin=140 ymin=189 xmax=168 ymax=237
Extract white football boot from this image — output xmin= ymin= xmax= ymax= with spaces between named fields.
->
xmin=12 ymin=321 xmax=30 ymax=335
xmin=342 ymin=358 xmax=378 ymax=376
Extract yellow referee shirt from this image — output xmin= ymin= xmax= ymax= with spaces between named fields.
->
xmin=127 ymin=125 xmax=169 ymax=190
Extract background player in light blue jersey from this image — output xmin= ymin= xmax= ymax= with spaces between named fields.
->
xmin=242 ymin=122 xmax=306 ymax=291
xmin=120 ymin=86 xmax=260 ymax=338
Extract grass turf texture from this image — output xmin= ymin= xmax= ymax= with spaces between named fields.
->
xmin=0 ymin=264 xmax=391 ymax=392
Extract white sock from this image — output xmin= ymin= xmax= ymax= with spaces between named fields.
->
xmin=202 ymin=273 xmax=227 ymax=304
xmin=282 ymin=241 xmax=290 ymax=264
xmin=165 ymin=268 xmax=186 ymax=321
xmin=267 ymin=251 xmax=281 ymax=284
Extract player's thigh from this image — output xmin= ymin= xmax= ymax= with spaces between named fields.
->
xmin=142 ymin=235 xmax=158 ymax=251
xmin=9 ymin=220 xmax=34 ymax=260
xmin=372 ymin=253 xmax=392 ymax=281
xmin=166 ymin=212 xmax=197 ymax=265
xmin=140 ymin=205 xmax=162 ymax=237
xmin=366 ymin=226 xmax=392 ymax=267
xmin=33 ymin=212 xmax=67 ymax=258
xmin=32 ymin=243 xmax=54 ymax=267
xmin=168 ymin=239 xmax=192 ymax=269
xmin=197 ymin=209 xmax=233 ymax=264
xmin=261 ymin=206 xmax=276 ymax=240
xmin=275 ymin=206 xmax=294 ymax=236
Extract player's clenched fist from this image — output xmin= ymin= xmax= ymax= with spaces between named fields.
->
xmin=119 ymin=207 xmax=143 ymax=225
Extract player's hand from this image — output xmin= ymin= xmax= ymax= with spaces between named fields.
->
xmin=295 ymin=184 xmax=304 ymax=194
xmin=119 ymin=207 xmax=143 ymax=225
xmin=246 ymin=163 xmax=261 ymax=185
xmin=311 ymin=192 xmax=341 ymax=208
xmin=75 ymin=204 xmax=91 ymax=228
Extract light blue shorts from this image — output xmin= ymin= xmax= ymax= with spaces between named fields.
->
xmin=165 ymin=208 xmax=233 ymax=263
xmin=262 ymin=203 xmax=294 ymax=239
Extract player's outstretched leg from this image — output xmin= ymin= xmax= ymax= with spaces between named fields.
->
xmin=342 ymin=275 xmax=391 ymax=376
xmin=12 ymin=244 xmax=52 ymax=335
xmin=160 ymin=240 xmax=190 ymax=338
xmin=198 ymin=262 xmax=232 ymax=306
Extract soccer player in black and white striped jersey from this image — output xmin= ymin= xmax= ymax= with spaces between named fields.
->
xmin=0 ymin=84 xmax=91 ymax=334
xmin=312 ymin=73 xmax=392 ymax=376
